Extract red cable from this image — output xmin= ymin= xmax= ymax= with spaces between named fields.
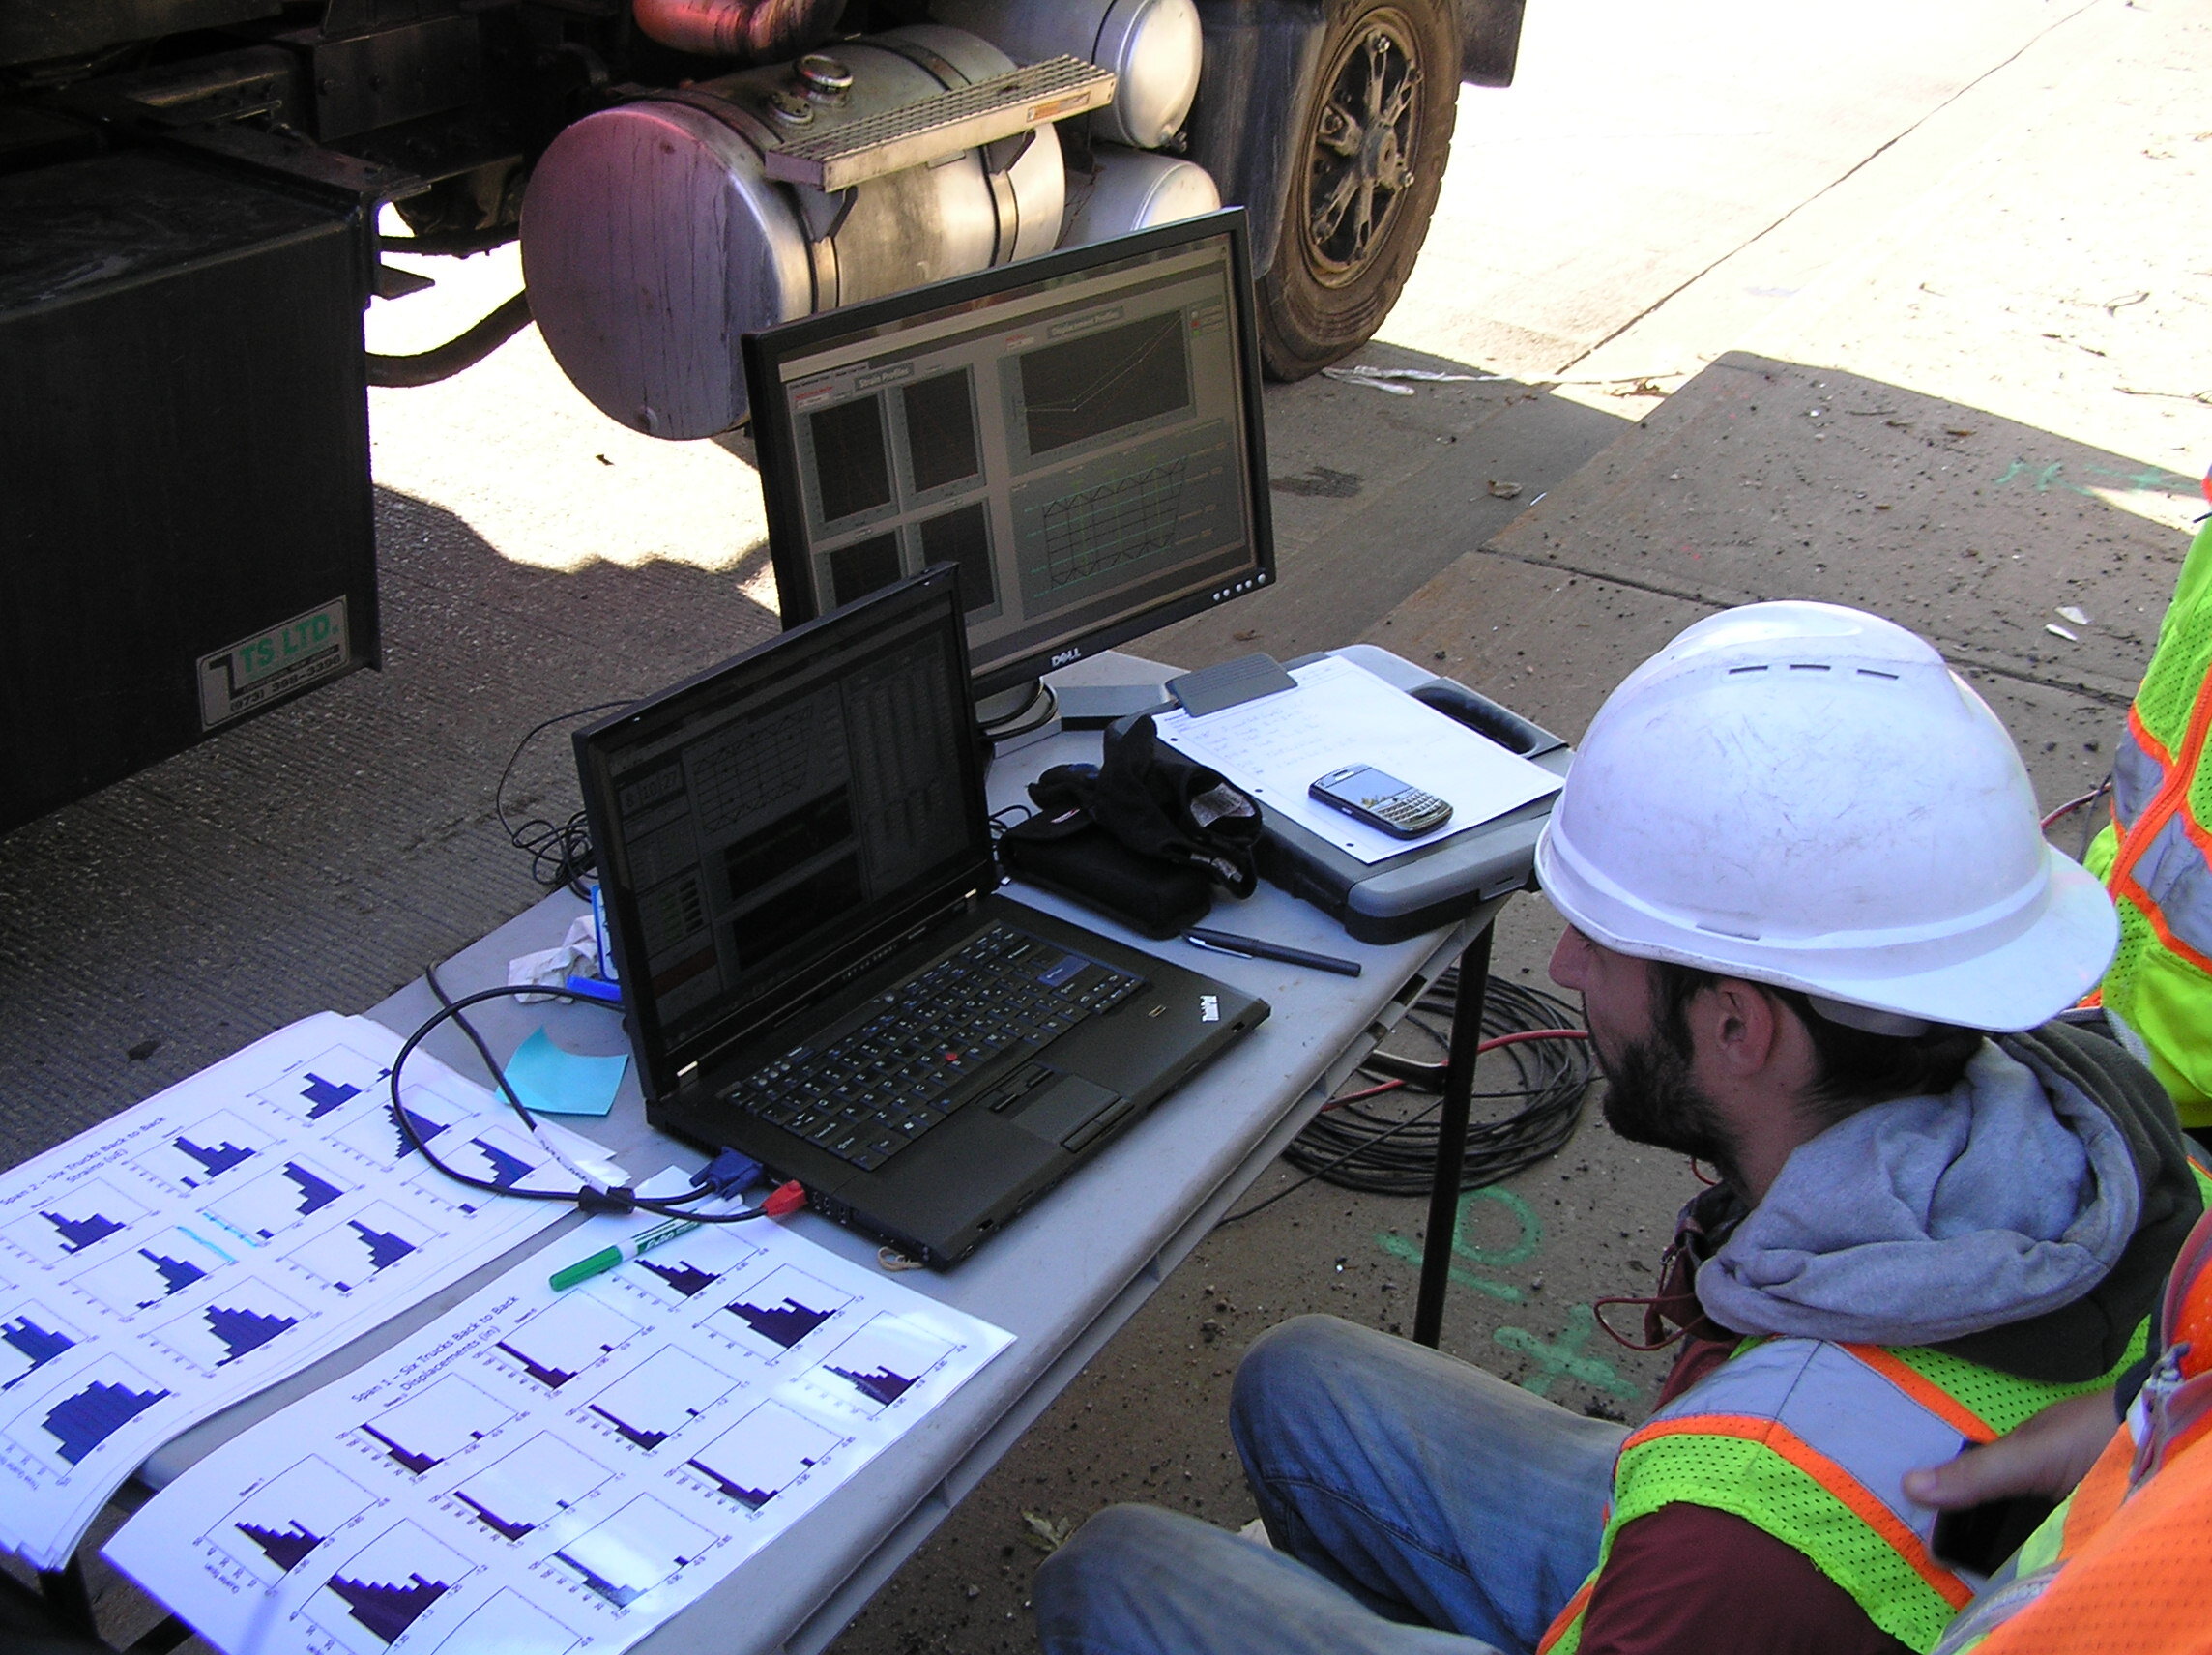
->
xmin=1318 ymin=1029 xmax=1589 ymax=1111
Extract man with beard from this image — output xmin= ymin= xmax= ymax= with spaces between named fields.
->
xmin=1032 ymin=603 xmax=2207 ymax=1655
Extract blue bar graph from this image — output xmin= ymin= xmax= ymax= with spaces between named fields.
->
xmin=41 ymin=1374 xmax=170 ymax=1464
xmin=1 ymin=1314 xmax=75 ymax=1388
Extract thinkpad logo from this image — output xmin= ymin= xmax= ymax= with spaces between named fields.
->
xmin=1199 ymin=995 xmax=1219 ymax=1023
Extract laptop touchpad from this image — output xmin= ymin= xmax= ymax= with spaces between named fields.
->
xmin=1008 ymin=1074 xmax=1122 ymax=1146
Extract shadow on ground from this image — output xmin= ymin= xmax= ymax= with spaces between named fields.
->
xmin=0 ymin=486 xmax=779 ymax=1165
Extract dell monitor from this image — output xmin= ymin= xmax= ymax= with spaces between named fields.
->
xmin=743 ymin=210 xmax=1273 ymax=721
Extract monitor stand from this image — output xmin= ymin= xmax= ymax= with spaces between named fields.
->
xmin=1039 ymin=652 xmax=1179 ymax=725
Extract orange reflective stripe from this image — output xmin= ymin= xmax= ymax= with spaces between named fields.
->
xmin=1535 ymin=1580 xmax=1594 ymax=1654
xmin=1628 ymin=1414 xmax=1976 ymax=1611
xmin=1847 ymin=1347 xmax=1999 ymax=1444
xmin=2130 ymin=702 xmax=2176 ymax=770
xmin=2112 ymin=667 xmax=2212 ymax=964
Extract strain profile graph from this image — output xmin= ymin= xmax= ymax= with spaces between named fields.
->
xmin=11 ymin=1356 xmax=172 ymax=1468
xmin=284 ymin=1204 xmax=440 ymax=1293
xmin=4 ymin=1178 xmax=152 ymax=1263
xmin=202 ymin=1157 xmax=355 ymax=1243
xmin=0 ymin=1307 xmax=80 ymax=1390
xmin=149 ymin=1281 xmax=312 ymax=1373
xmin=135 ymin=1110 xmax=275 ymax=1192
xmin=70 ymin=1230 xmax=235 ymax=1318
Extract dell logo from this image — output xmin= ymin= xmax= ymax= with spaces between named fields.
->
xmin=1199 ymin=995 xmax=1219 ymax=1023
xmin=1050 ymin=646 xmax=1085 ymax=668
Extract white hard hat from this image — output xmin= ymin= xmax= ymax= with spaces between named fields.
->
xmin=1534 ymin=601 xmax=2117 ymax=1033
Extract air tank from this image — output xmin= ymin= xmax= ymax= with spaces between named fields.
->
xmin=929 ymin=0 xmax=1204 ymax=149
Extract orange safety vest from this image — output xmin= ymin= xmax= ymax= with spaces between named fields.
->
xmin=1930 ymin=1205 xmax=2212 ymax=1653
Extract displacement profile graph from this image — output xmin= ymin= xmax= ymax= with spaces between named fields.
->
xmin=4 ymin=1177 xmax=152 ymax=1262
xmin=682 ymin=1400 xmax=845 ymax=1513
xmin=202 ymin=1157 xmax=354 ymax=1243
xmin=807 ymin=1315 xmax=954 ymax=1417
xmin=548 ymin=1495 xmax=718 ymax=1610
xmin=311 ymin=1521 xmax=474 ymax=1653
xmin=485 ymin=1293 xmax=645 ymax=1391
xmin=614 ymin=1229 xmax=761 ymax=1307
xmin=352 ymin=1376 xmax=518 ymax=1477
xmin=12 ymin=1356 xmax=171 ymax=1467
xmin=148 ymin=1280 xmax=311 ymax=1373
xmin=710 ymin=1265 xmax=851 ymax=1357
xmin=579 ymin=1349 xmax=741 ymax=1452
xmin=69 ymin=1230 xmax=233 ymax=1318
xmin=133 ymin=1109 xmax=275 ymax=1192
xmin=444 ymin=1433 xmax=614 ymax=1542
xmin=424 ymin=1590 xmax=579 ymax=1655
xmin=284 ymin=1204 xmax=441 ymax=1293
xmin=204 ymin=1455 xmax=377 ymax=1583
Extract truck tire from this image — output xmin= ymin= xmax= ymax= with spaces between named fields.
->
xmin=1256 ymin=0 xmax=1457 ymax=380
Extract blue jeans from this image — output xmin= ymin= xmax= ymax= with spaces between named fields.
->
xmin=1033 ymin=1316 xmax=1627 ymax=1655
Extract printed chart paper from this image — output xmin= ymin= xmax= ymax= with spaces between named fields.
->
xmin=105 ymin=1202 xmax=1013 ymax=1655
xmin=1154 ymin=654 xmax=1562 ymax=864
xmin=0 ymin=1012 xmax=616 ymax=1569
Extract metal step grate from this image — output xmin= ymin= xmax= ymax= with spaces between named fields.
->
xmin=763 ymin=55 xmax=1115 ymax=192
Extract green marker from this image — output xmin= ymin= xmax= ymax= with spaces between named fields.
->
xmin=548 ymin=1217 xmax=701 ymax=1291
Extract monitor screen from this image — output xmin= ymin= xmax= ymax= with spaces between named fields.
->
xmin=744 ymin=211 xmax=1274 ymax=701
xmin=574 ymin=567 xmax=991 ymax=1091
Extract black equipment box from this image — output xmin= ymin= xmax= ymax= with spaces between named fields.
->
xmin=1255 ymin=646 xmax=1573 ymax=942
xmin=0 ymin=149 xmax=378 ymax=834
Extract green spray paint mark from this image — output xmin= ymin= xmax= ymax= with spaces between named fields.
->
xmin=1374 ymin=1187 xmax=1545 ymax=1302
xmin=1493 ymin=1304 xmax=1640 ymax=1400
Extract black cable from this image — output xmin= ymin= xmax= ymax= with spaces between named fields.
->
xmin=494 ymin=701 xmax=633 ymax=896
xmin=1219 ymin=976 xmax=1592 ymax=1223
xmin=390 ymin=976 xmax=771 ymax=1223
xmin=367 ymin=293 xmax=533 ymax=388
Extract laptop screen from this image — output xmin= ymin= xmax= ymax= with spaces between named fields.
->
xmin=575 ymin=569 xmax=993 ymax=1094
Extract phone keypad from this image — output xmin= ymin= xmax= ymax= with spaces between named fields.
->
xmin=1369 ymin=789 xmax=1447 ymax=828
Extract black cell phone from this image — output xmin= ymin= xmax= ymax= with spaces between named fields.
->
xmin=1309 ymin=765 xmax=1454 ymax=839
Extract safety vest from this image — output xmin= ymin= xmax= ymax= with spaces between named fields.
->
xmin=1929 ymin=1204 xmax=2212 ymax=1654
xmin=2084 ymin=508 xmax=2212 ymax=1124
xmin=1536 ymin=1336 xmax=2145 ymax=1655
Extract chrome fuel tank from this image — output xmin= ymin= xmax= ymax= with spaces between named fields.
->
xmin=521 ymin=26 xmax=1066 ymax=440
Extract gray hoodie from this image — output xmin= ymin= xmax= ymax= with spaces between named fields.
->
xmin=1691 ymin=1020 xmax=2200 ymax=1382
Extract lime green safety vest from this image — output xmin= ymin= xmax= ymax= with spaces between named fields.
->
xmin=1536 ymin=1334 xmax=2148 ymax=1655
xmin=2085 ymin=511 xmax=2212 ymax=1125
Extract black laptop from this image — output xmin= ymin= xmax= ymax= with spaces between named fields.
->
xmin=574 ymin=566 xmax=1269 ymax=1263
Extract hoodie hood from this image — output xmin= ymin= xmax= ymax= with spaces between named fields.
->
xmin=1695 ymin=1020 xmax=2200 ymax=1380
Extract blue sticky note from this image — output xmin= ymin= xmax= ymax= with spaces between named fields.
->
xmin=503 ymin=1028 xmax=628 ymax=1118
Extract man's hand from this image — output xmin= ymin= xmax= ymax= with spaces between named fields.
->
xmin=1903 ymin=1389 xmax=2118 ymax=1509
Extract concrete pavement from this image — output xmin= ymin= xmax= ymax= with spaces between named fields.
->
xmin=2 ymin=0 xmax=2204 ymax=1645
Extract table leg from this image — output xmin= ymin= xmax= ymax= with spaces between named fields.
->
xmin=1411 ymin=924 xmax=1495 ymax=1349
xmin=38 ymin=1553 xmax=100 ymax=1642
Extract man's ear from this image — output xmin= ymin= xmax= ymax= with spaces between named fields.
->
xmin=1698 ymin=978 xmax=1786 ymax=1077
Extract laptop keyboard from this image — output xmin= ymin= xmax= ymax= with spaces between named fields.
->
xmin=721 ymin=923 xmax=1145 ymax=1171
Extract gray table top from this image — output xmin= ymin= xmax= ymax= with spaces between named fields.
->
xmin=137 ymin=722 xmax=1492 ymax=1655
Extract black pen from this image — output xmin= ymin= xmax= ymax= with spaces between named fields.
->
xmin=1184 ymin=928 xmax=1362 ymax=977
